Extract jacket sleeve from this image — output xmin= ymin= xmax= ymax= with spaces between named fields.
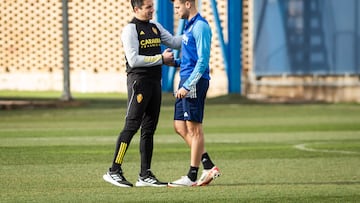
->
xmin=153 ymin=21 xmax=182 ymax=50
xmin=121 ymin=24 xmax=163 ymax=68
xmin=182 ymin=21 xmax=211 ymax=91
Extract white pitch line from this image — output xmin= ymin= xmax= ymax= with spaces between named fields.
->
xmin=294 ymin=143 xmax=360 ymax=155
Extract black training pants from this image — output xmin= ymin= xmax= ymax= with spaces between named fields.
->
xmin=112 ymin=73 xmax=162 ymax=175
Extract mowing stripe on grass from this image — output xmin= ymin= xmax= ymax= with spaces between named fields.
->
xmin=1 ymin=131 xmax=360 ymax=147
xmin=294 ymin=143 xmax=360 ymax=155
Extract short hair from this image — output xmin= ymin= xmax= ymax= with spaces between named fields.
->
xmin=131 ymin=0 xmax=144 ymax=9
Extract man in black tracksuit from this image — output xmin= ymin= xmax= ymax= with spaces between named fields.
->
xmin=103 ymin=0 xmax=182 ymax=187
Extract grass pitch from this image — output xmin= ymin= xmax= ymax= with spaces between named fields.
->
xmin=0 ymin=91 xmax=359 ymax=202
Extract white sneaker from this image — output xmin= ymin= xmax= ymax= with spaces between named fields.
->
xmin=197 ymin=166 xmax=221 ymax=186
xmin=168 ymin=176 xmax=196 ymax=187
xmin=103 ymin=168 xmax=133 ymax=187
xmin=135 ymin=170 xmax=168 ymax=187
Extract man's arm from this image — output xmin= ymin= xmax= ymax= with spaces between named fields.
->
xmin=121 ymin=24 xmax=164 ymax=68
xmin=153 ymin=21 xmax=182 ymax=50
xmin=182 ymin=21 xmax=211 ymax=91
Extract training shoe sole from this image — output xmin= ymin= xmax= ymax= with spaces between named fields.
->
xmin=135 ymin=180 xmax=168 ymax=187
xmin=103 ymin=174 xmax=132 ymax=188
xmin=167 ymin=182 xmax=197 ymax=187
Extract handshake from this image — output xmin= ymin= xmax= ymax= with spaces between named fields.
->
xmin=162 ymin=48 xmax=178 ymax=67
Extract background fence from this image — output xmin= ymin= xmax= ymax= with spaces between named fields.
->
xmin=0 ymin=0 xmax=229 ymax=97
xmin=253 ymin=0 xmax=360 ymax=76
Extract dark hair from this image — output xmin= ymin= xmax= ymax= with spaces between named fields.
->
xmin=170 ymin=0 xmax=195 ymax=3
xmin=131 ymin=0 xmax=144 ymax=9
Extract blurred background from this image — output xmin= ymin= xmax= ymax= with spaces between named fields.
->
xmin=0 ymin=0 xmax=359 ymax=102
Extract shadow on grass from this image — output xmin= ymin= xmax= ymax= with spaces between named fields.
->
xmin=2 ymin=92 xmax=326 ymax=110
xmin=0 ymin=93 xmax=255 ymax=110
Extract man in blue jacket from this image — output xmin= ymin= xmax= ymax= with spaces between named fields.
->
xmin=168 ymin=0 xmax=221 ymax=187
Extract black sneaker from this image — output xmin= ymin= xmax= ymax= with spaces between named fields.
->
xmin=103 ymin=168 xmax=133 ymax=187
xmin=135 ymin=170 xmax=168 ymax=187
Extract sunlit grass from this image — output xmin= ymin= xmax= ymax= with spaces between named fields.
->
xmin=1 ymin=91 xmax=359 ymax=202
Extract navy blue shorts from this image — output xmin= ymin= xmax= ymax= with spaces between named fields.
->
xmin=174 ymin=78 xmax=209 ymax=123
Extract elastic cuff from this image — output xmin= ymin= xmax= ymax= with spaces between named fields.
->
xmin=182 ymin=86 xmax=190 ymax=91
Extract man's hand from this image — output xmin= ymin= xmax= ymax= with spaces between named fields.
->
xmin=175 ymin=87 xmax=189 ymax=99
xmin=162 ymin=48 xmax=175 ymax=66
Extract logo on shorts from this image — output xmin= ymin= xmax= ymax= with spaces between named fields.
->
xmin=137 ymin=94 xmax=143 ymax=103
xmin=184 ymin=112 xmax=189 ymax=118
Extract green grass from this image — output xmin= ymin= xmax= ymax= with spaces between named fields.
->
xmin=1 ymin=91 xmax=360 ymax=202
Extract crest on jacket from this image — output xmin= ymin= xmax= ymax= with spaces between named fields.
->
xmin=137 ymin=93 xmax=143 ymax=103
